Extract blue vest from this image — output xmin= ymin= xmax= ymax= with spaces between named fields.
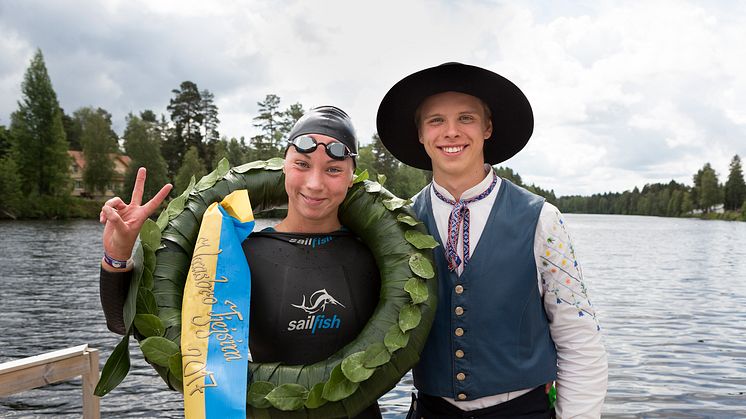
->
xmin=412 ymin=179 xmax=558 ymax=400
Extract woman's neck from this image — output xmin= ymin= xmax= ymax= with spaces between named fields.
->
xmin=275 ymin=214 xmax=342 ymax=234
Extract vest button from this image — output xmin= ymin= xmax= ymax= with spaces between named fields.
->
xmin=454 ymin=327 xmax=464 ymax=337
xmin=455 ymin=285 xmax=464 ymax=294
xmin=457 ymin=393 xmax=467 ymax=400
xmin=455 ymin=349 xmax=464 ymax=358
xmin=456 ymin=372 xmax=466 ymax=381
xmin=455 ymin=306 xmax=464 ymax=316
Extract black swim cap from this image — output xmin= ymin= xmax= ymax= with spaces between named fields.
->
xmin=287 ymin=106 xmax=358 ymax=155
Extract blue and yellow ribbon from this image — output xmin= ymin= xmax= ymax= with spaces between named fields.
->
xmin=181 ymin=190 xmax=255 ymax=419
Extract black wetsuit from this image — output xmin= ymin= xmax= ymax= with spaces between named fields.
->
xmin=100 ymin=228 xmax=382 ymax=418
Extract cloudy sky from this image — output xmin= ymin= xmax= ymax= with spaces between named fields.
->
xmin=1 ymin=0 xmax=745 ymax=196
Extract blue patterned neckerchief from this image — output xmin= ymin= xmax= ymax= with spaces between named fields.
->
xmin=432 ymin=171 xmax=498 ymax=272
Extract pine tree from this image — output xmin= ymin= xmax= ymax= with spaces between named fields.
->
xmin=76 ymin=107 xmax=118 ymax=195
xmin=165 ymin=81 xmax=204 ymax=176
xmin=9 ymin=49 xmax=71 ymax=196
xmin=724 ymin=155 xmax=746 ymax=211
xmin=251 ymin=94 xmax=284 ymax=158
xmin=280 ymin=103 xmax=305 ymax=134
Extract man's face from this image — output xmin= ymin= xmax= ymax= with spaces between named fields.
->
xmin=283 ymin=134 xmax=354 ymax=230
xmin=417 ymin=91 xmax=493 ymax=180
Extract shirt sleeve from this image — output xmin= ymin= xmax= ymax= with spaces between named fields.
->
xmin=535 ymin=203 xmax=608 ymax=418
xmin=100 ymin=266 xmax=133 ymax=335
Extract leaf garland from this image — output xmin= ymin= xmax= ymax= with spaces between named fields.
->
xmin=96 ymin=158 xmax=440 ymax=417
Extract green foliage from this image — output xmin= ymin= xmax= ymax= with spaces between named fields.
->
xmin=494 ymin=165 xmax=557 ymax=204
xmin=93 ymin=334 xmax=131 ymax=397
xmin=724 ymin=155 xmax=746 ymax=211
xmin=0 ymin=156 xmax=23 ymax=217
xmin=693 ymin=163 xmax=721 ymax=213
xmin=122 ymin=114 xmax=170 ymax=202
xmin=210 ymin=137 xmax=230 ymax=168
xmin=251 ymin=94 xmax=285 ymax=158
xmin=356 ymin=134 xmax=429 ymax=199
xmin=251 ymin=94 xmax=304 ymax=159
xmin=61 ymin=109 xmax=82 ymax=151
xmin=557 ymin=180 xmax=693 ymax=217
xmin=76 ymin=107 xmax=118 ymax=195
xmin=10 ymin=194 xmax=100 ymax=219
xmin=10 ymin=49 xmax=71 ymax=196
xmin=0 ymin=125 xmax=12 ymax=158
xmin=174 ymin=146 xmax=206 ymax=195
xmin=164 ymin=81 xmax=218 ymax=176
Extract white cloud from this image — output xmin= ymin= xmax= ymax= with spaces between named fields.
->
xmin=1 ymin=0 xmax=745 ymax=195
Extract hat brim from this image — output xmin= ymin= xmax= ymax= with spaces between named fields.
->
xmin=376 ymin=63 xmax=534 ymax=170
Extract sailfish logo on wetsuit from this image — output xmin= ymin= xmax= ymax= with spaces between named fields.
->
xmin=287 ymin=289 xmax=345 ymax=334
xmin=291 ymin=289 xmax=345 ymax=314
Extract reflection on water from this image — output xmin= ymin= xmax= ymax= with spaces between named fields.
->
xmin=1 ymin=215 xmax=745 ymax=418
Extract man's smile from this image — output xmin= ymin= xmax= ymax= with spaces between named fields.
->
xmin=440 ymin=145 xmax=466 ymax=155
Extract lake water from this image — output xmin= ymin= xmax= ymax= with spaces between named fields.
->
xmin=1 ymin=214 xmax=745 ymax=418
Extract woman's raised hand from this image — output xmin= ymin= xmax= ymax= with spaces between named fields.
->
xmin=100 ymin=167 xmax=172 ymax=262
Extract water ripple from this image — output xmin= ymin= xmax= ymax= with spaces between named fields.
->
xmin=2 ymin=215 xmax=746 ymax=417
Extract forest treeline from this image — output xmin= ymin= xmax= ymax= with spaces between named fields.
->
xmin=1 ymin=49 xmax=745 ymax=221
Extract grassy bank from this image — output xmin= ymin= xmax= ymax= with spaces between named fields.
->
xmin=0 ymin=196 xmax=102 ymax=220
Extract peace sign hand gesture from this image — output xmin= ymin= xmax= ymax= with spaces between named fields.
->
xmin=100 ymin=167 xmax=172 ymax=269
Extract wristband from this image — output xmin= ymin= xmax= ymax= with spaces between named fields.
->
xmin=103 ymin=252 xmax=133 ymax=269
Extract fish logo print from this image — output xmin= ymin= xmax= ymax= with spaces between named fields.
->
xmin=292 ymin=289 xmax=345 ymax=314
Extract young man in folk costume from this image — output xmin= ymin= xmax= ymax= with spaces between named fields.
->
xmin=99 ymin=106 xmax=383 ymax=418
xmin=376 ymin=63 xmax=608 ymax=418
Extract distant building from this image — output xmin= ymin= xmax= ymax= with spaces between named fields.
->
xmin=68 ymin=150 xmax=131 ymax=199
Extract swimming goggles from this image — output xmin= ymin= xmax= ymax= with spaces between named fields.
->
xmin=288 ymin=135 xmax=357 ymax=160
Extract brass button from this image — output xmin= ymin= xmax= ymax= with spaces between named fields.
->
xmin=455 ymin=306 xmax=464 ymax=316
xmin=456 ymin=372 xmax=466 ymax=381
xmin=455 ymin=284 xmax=464 ymax=294
xmin=455 ymin=349 xmax=464 ymax=358
xmin=457 ymin=393 xmax=467 ymax=400
xmin=454 ymin=327 xmax=464 ymax=337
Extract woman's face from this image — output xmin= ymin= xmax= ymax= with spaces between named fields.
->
xmin=283 ymin=134 xmax=355 ymax=232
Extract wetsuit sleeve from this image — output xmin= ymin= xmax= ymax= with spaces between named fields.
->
xmin=99 ymin=267 xmax=132 ymax=335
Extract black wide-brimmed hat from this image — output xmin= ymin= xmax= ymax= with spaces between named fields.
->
xmin=376 ymin=62 xmax=534 ymax=170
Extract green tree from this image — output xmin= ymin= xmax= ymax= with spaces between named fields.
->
xmin=693 ymin=163 xmax=720 ymax=213
xmin=280 ymin=102 xmax=305 ymax=134
xmin=9 ymin=49 xmax=70 ymax=196
xmin=211 ymin=137 xmax=230 ymax=168
xmin=681 ymin=190 xmax=694 ymax=214
xmin=724 ymin=155 xmax=746 ymax=211
xmin=61 ymin=109 xmax=82 ymax=151
xmin=251 ymin=94 xmax=285 ymax=158
xmin=0 ymin=125 xmax=11 ymax=158
xmin=200 ymin=90 xmax=220 ymax=145
xmin=165 ymin=81 xmax=209 ymax=175
xmin=122 ymin=114 xmax=170 ymax=202
xmin=391 ymin=164 xmax=429 ymax=198
xmin=140 ymin=109 xmax=158 ymax=123
xmin=227 ymin=137 xmax=248 ymax=165
xmin=175 ymin=146 xmax=206 ymax=195
xmin=76 ymin=107 xmax=118 ymax=195
xmin=0 ymin=156 xmax=23 ymax=217
xmin=356 ymin=142 xmax=376 ymax=175
xmin=370 ymin=134 xmax=399 ymax=180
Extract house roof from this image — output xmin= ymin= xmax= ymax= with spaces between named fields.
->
xmin=68 ymin=150 xmax=132 ymax=173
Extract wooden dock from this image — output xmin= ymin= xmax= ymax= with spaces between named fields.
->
xmin=0 ymin=344 xmax=100 ymax=418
